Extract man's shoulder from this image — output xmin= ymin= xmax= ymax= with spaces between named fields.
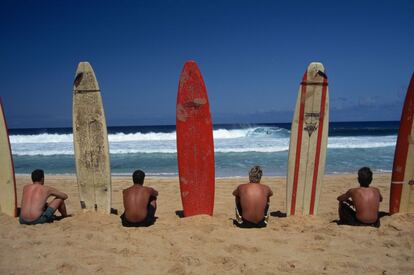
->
xmin=143 ymin=186 xmax=156 ymax=193
xmin=42 ymin=185 xmax=57 ymax=192
xmin=353 ymin=186 xmax=380 ymax=196
xmin=124 ymin=185 xmax=139 ymax=192
xmin=368 ymin=186 xmax=381 ymax=194
xmin=238 ymin=183 xmax=250 ymax=188
xmin=23 ymin=184 xmax=31 ymax=189
xmin=355 ymin=186 xmax=378 ymax=192
xmin=25 ymin=183 xmax=45 ymax=190
xmin=261 ymin=183 xmax=272 ymax=192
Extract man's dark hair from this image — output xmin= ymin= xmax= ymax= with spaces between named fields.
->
xmin=132 ymin=170 xmax=145 ymax=185
xmin=358 ymin=167 xmax=372 ymax=187
xmin=31 ymin=169 xmax=44 ymax=182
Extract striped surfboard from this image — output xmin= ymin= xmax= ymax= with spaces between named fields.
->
xmin=286 ymin=62 xmax=329 ymax=216
xmin=390 ymin=73 xmax=414 ymax=214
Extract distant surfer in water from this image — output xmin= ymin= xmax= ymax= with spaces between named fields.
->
xmin=337 ymin=167 xmax=382 ymax=227
xmin=121 ymin=170 xmax=158 ymax=227
xmin=232 ymin=166 xmax=273 ymax=228
xmin=19 ymin=169 xmax=68 ymax=225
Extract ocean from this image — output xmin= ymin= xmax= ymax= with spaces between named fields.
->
xmin=9 ymin=121 xmax=398 ymax=177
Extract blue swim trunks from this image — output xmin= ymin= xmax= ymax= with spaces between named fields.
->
xmin=19 ymin=207 xmax=55 ymax=225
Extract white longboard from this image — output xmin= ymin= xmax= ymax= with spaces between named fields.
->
xmin=73 ymin=62 xmax=112 ymax=214
xmin=0 ymin=98 xmax=17 ymax=217
xmin=286 ymin=62 xmax=329 ymax=216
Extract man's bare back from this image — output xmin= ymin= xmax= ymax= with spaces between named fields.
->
xmin=337 ymin=167 xmax=382 ymax=226
xmin=20 ymin=169 xmax=68 ymax=224
xmin=123 ymin=185 xmax=158 ymax=223
xmin=338 ymin=187 xmax=382 ymax=223
xmin=233 ymin=183 xmax=273 ymax=224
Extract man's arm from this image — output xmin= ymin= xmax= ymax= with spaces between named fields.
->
xmin=337 ymin=189 xmax=351 ymax=202
xmin=232 ymin=186 xmax=239 ymax=197
xmin=150 ymin=188 xmax=158 ymax=197
xmin=46 ymin=186 xmax=68 ymax=200
xmin=267 ymin=186 xmax=273 ymax=197
xmin=377 ymin=188 xmax=383 ymax=202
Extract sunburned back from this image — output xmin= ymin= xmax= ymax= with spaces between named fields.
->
xmin=21 ymin=184 xmax=48 ymax=221
xmin=351 ymin=187 xmax=381 ymax=223
xmin=239 ymin=184 xmax=269 ymax=223
xmin=123 ymin=186 xmax=151 ymax=222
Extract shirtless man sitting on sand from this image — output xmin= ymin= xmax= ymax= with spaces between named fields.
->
xmin=337 ymin=167 xmax=383 ymax=227
xmin=19 ymin=169 xmax=68 ymax=225
xmin=121 ymin=170 xmax=158 ymax=227
xmin=232 ymin=166 xmax=273 ymax=228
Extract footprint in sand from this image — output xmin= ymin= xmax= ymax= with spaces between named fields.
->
xmin=212 ymin=256 xmax=237 ymax=271
xmin=276 ymin=261 xmax=297 ymax=273
xmin=57 ymin=262 xmax=77 ymax=273
xmin=269 ymin=238 xmax=289 ymax=245
xmin=383 ymin=240 xmax=398 ymax=248
xmin=167 ymin=262 xmax=186 ymax=275
xmin=188 ymin=233 xmax=206 ymax=242
xmin=118 ymin=247 xmax=137 ymax=256
xmin=198 ymin=224 xmax=215 ymax=234
xmin=180 ymin=255 xmax=201 ymax=267
xmin=314 ymin=234 xmax=325 ymax=241
xmin=224 ymin=244 xmax=259 ymax=253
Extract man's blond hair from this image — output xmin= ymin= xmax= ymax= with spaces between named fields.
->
xmin=249 ymin=166 xmax=262 ymax=183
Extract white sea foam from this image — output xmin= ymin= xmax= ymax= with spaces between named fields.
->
xmin=327 ymin=136 xmax=396 ymax=149
xmin=10 ymin=133 xmax=73 ymax=144
xmin=9 ymin=127 xmax=290 ymax=144
xmin=9 ymin=127 xmax=397 ymax=156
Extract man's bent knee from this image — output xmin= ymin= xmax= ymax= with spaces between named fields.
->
xmin=48 ymin=198 xmax=64 ymax=210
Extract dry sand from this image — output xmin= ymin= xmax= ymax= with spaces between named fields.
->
xmin=0 ymin=173 xmax=413 ymax=274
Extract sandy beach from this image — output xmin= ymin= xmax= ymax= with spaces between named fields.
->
xmin=0 ymin=173 xmax=413 ymax=274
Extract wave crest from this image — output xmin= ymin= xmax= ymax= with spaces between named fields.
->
xmin=9 ymin=128 xmax=396 ymax=156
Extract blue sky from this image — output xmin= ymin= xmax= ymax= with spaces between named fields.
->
xmin=0 ymin=0 xmax=413 ymax=128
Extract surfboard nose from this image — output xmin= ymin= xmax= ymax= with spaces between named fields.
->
xmin=307 ymin=62 xmax=327 ymax=81
xmin=73 ymin=62 xmax=100 ymax=91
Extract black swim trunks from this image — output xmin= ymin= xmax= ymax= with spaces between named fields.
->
xmin=234 ymin=200 xmax=269 ymax=228
xmin=121 ymin=201 xmax=156 ymax=227
xmin=338 ymin=201 xmax=380 ymax=228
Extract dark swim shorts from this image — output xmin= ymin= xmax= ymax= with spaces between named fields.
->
xmin=19 ymin=207 xmax=55 ymax=225
xmin=339 ymin=201 xmax=380 ymax=228
xmin=121 ymin=203 xmax=156 ymax=227
xmin=234 ymin=201 xmax=269 ymax=228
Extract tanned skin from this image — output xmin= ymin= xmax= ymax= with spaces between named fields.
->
xmin=123 ymin=184 xmax=158 ymax=223
xmin=20 ymin=178 xmax=68 ymax=222
xmin=337 ymin=187 xmax=382 ymax=223
xmin=233 ymin=183 xmax=273 ymax=223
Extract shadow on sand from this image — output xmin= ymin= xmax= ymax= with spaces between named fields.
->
xmin=270 ymin=211 xmax=287 ymax=218
xmin=175 ymin=210 xmax=185 ymax=218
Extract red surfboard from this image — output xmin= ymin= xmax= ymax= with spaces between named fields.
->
xmin=176 ymin=61 xmax=215 ymax=217
xmin=390 ymin=73 xmax=414 ymax=214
